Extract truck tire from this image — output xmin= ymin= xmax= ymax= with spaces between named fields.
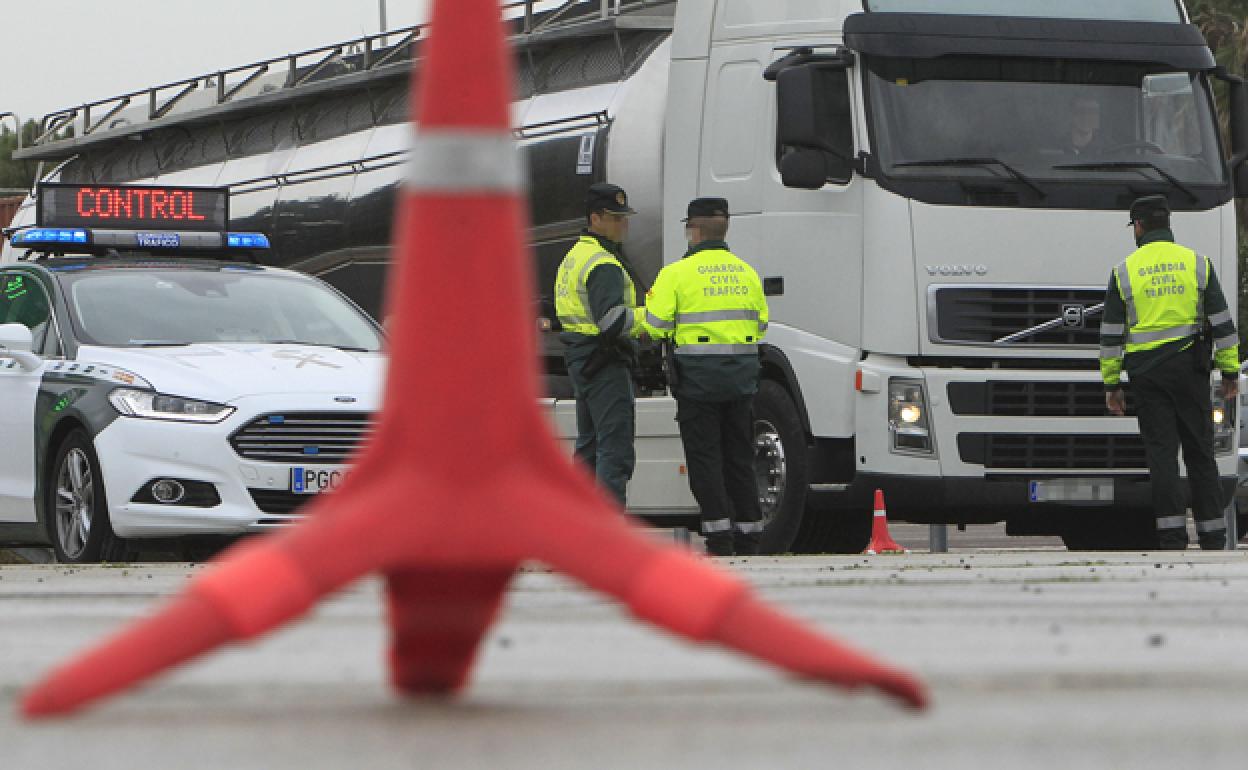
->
xmin=754 ymin=380 xmax=809 ymax=554
xmin=45 ymin=430 xmax=132 ymax=564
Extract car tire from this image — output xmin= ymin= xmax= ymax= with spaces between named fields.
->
xmin=46 ymin=429 xmax=131 ymax=564
xmin=753 ymin=380 xmax=809 ymax=554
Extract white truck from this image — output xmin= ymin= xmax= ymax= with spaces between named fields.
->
xmin=6 ymin=0 xmax=1244 ymax=552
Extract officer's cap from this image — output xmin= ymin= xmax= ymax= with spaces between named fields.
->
xmin=682 ymin=197 xmax=732 ymax=222
xmin=586 ymin=183 xmax=636 ymax=216
xmin=1128 ymin=195 xmax=1171 ymax=226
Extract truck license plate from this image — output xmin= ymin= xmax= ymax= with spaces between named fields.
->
xmin=291 ymin=467 xmax=349 ymax=495
xmin=1029 ymin=479 xmax=1113 ymax=504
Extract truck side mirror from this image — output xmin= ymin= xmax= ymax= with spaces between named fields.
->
xmin=775 ymin=60 xmax=855 ymax=188
xmin=1216 ymin=70 xmax=1248 ymax=197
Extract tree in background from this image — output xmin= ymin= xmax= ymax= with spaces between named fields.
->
xmin=1191 ymin=1 xmax=1248 ymax=342
xmin=0 ymin=120 xmax=39 ymax=192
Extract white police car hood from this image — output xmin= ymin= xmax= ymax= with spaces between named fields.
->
xmin=76 ymin=343 xmax=386 ymax=403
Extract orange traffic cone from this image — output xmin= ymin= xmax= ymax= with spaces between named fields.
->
xmin=19 ymin=0 xmax=927 ymax=718
xmin=865 ymin=490 xmax=907 ymax=555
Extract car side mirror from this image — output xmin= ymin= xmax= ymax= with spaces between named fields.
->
xmin=0 ymin=323 xmax=41 ymax=371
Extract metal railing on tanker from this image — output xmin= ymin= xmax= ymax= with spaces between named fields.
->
xmin=23 ymin=0 xmax=673 ymax=151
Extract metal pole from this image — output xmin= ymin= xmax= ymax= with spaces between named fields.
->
xmin=379 ymin=0 xmax=389 ymax=46
xmin=929 ymin=524 xmax=948 ymax=553
xmin=1226 ymin=501 xmax=1239 ymax=551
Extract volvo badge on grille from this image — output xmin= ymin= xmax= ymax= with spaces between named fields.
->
xmin=334 ymin=396 xmax=358 ymax=403
xmin=1061 ymin=304 xmax=1086 ymax=329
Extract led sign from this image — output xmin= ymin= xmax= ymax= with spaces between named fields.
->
xmin=37 ymin=183 xmax=229 ymax=233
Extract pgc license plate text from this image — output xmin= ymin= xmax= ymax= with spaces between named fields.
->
xmin=291 ymin=467 xmax=349 ymax=495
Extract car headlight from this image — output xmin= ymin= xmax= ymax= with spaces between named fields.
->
xmin=1212 ymin=382 xmax=1235 ymax=455
xmin=109 ymin=388 xmax=235 ymax=424
xmin=889 ymin=378 xmax=934 ymax=455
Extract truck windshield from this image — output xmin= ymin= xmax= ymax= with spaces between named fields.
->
xmin=866 ymin=57 xmax=1227 ymax=202
xmin=58 ymin=268 xmax=383 ymax=350
xmin=862 ymin=0 xmax=1183 ymax=23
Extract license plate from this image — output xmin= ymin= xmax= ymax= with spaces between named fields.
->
xmin=291 ymin=466 xmax=349 ymax=495
xmin=1029 ymin=478 xmax=1114 ymax=504
xmin=136 ymin=232 xmax=180 ymax=248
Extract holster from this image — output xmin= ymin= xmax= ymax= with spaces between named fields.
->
xmin=1195 ymin=325 xmax=1213 ymax=374
xmin=662 ymin=340 xmax=680 ymax=392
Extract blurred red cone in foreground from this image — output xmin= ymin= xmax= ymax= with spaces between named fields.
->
xmin=20 ymin=0 xmax=927 ymax=718
xmin=865 ymin=490 xmax=908 ymax=555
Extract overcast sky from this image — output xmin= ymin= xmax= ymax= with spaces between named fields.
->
xmin=2 ymin=0 xmax=435 ymax=121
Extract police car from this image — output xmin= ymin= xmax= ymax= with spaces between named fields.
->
xmin=0 ymin=183 xmax=384 ymax=563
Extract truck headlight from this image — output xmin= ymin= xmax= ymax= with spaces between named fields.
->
xmin=109 ymin=388 xmax=235 ymax=424
xmin=1212 ymin=383 xmax=1235 ymax=455
xmin=889 ymin=378 xmax=934 ymax=455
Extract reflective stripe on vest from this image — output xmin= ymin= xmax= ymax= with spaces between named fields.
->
xmin=1116 ymin=243 xmax=1206 ymax=354
xmin=554 ymin=237 xmax=637 ymax=336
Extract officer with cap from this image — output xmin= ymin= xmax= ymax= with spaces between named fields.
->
xmin=554 ymin=182 xmax=645 ymax=505
xmin=1101 ymin=194 xmax=1240 ymax=550
xmin=644 ymin=198 xmax=769 ymax=556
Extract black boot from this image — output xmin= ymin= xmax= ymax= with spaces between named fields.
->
xmin=705 ymin=535 xmax=735 ymax=557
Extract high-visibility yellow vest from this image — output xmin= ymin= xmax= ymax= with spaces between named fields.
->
xmin=644 ymin=246 xmax=769 ymax=354
xmin=1113 ymin=241 xmax=1207 ymax=354
xmin=554 ymin=235 xmax=640 ymax=336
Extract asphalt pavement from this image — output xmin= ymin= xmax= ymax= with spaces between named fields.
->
xmin=2 ymin=546 xmax=1247 ymax=769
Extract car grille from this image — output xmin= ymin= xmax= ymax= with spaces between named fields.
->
xmin=249 ymin=489 xmax=311 ymax=515
xmin=958 ymin=433 xmax=1147 ymax=470
xmin=948 ymin=382 xmax=1133 ymax=417
xmin=229 ymin=412 xmax=374 ymax=463
xmin=931 ymin=287 xmax=1105 ymax=346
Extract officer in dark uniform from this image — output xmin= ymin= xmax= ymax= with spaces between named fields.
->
xmin=1100 ymin=195 xmax=1240 ymax=549
xmin=644 ymin=198 xmax=769 ymax=556
xmin=553 ymin=183 xmax=644 ymax=505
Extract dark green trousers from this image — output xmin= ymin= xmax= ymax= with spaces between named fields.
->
xmin=1131 ymin=346 xmax=1226 ymax=550
xmin=675 ymin=395 xmax=764 ymax=556
xmin=567 ymin=357 xmax=635 ymax=506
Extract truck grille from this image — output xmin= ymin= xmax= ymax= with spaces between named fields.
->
xmin=229 ymin=412 xmax=373 ymax=463
xmin=948 ymin=382 xmax=1133 ymax=417
xmin=958 ymin=433 xmax=1147 ymax=470
xmin=931 ymin=287 xmax=1105 ymax=346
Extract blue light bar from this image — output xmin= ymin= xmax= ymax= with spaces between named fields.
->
xmin=12 ymin=228 xmax=89 ymax=245
xmin=226 ymin=232 xmax=271 ymax=249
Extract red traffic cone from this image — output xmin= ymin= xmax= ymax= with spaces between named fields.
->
xmin=865 ymin=490 xmax=907 ymax=555
xmin=19 ymin=0 xmax=927 ymax=719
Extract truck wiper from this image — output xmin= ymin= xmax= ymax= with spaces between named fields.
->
xmin=1051 ymin=161 xmax=1199 ymax=203
xmin=133 ymin=341 xmax=191 ymax=347
xmin=893 ymin=157 xmax=1046 ymax=199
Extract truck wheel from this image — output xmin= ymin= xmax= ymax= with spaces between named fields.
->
xmin=1236 ymin=502 xmax=1247 ymax=543
xmin=46 ymin=430 xmax=131 ymax=564
xmin=753 ymin=380 xmax=809 ymax=554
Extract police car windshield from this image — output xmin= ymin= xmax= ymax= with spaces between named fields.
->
xmin=57 ymin=268 xmax=382 ymax=351
xmin=867 ymin=60 xmax=1226 ymax=188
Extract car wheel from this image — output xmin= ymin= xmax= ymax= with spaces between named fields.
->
xmin=46 ymin=429 xmax=131 ymax=564
xmin=753 ymin=380 xmax=809 ymax=554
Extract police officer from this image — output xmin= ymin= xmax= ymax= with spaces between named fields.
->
xmin=644 ymin=198 xmax=769 ymax=556
xmin=554 ymin=183 xmax=644 ymax=505
xmin=1101 ymin=195 xmax=1240 ymax=550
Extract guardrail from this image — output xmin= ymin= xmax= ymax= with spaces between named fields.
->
xmin=26 ymin=0 xmax=669 ymax=150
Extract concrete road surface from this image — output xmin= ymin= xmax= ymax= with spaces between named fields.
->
xmin=2 ymin=550 xmax=1247 ymax=769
